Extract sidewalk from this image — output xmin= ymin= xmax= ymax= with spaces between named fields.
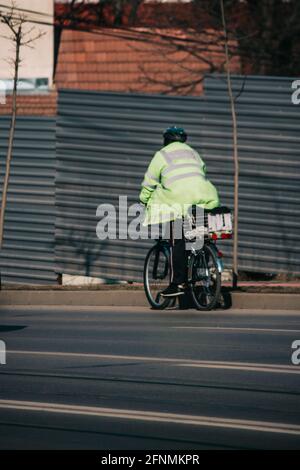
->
xmin=0 ymin=283 xmax=300 ymax=310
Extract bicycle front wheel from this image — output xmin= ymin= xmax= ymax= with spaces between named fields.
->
xmin=190 ymin=244 xmax=221 ymax=311
xmin=143 ymin=243 xmax=171 ymax=309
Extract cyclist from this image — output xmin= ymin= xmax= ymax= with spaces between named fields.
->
xmin=139 ymin=126 xmax=220 ymax=297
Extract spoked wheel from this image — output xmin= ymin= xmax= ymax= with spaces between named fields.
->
xmin=190 ymin=244 xmax=221 ymax=311
xmin=143 ymin=243 xmax=172 ymax=309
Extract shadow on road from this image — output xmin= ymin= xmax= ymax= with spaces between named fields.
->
xmin=0 ymin=325 xmax=27 ymax=332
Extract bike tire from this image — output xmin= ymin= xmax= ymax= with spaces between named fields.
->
xmin=143 ymin=244 xmax=171 ymax=309
xmin=190 ymin=244 xmax=221 ymax=311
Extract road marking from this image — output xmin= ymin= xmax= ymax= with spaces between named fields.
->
xmin=0 ymin=399 xmax=299 ymax=436
xmin=7 ymin=350 xmax=300 ymax=375
xmin=171 ymin=327 xmax=300 ymax=333
xmin=177 ymin=363 xmax=300 ymax=374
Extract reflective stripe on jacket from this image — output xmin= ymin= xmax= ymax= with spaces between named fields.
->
xmin=139 ymin=142 xmax=219 ymax=225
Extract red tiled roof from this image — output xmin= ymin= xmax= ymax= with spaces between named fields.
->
xmin=55 ymin=28 xmax=240 ymax=95
xmin=0 ymin=91 xmax=57 ymax=116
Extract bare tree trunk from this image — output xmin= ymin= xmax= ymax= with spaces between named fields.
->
xmin=0 ymin=25 xmax=21 ymax=253
xmin=220 ymin=0 xmax=239 ymax=289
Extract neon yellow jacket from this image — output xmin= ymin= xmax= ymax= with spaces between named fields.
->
xmin=139 ymin=142 xmax=219 ymax=225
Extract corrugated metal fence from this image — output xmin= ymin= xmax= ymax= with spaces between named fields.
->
xmin=0 ymin=117 xmax=56 ymax=284
xmin=0 ymin=77 xmax=298 ymax=284
xmin=56 ymin=75 xmax=300 ymax=281
xmin=199 ymin=75 xmax=300 ymax=274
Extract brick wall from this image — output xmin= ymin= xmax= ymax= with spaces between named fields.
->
xmin=0 ymin=91 xmax=57 ymax=116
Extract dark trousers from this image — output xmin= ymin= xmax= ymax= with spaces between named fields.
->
xmin=170 ymin=219 xmax=188 ymax=285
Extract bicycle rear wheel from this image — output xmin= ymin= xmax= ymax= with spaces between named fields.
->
xmin=143 ymin=243 xmax=171 ymax=309
xmin=190 ymin=244 xmax=221 ymax=311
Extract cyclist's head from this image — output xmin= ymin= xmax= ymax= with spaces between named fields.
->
xmin=163 ymin=126 xmax=187 ymax=146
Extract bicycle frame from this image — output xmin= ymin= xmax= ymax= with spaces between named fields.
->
xmin=187 ymin=241 xmax=224 ymax=284
xmin=152 ymin=238 xmax=223 ymax=284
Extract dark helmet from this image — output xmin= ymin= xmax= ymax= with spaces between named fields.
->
xmin=163 ymin=126 xmax=187 ymax=146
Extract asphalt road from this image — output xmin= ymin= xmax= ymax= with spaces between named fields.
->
xmin=0 ymin=306 xmax=300 ymax=450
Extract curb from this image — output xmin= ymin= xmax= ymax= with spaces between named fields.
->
xmin=0 ymin=290 xmax=300 ymax=310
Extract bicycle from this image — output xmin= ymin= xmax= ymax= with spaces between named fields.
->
xmin=143 ymin=207 xmax=231 ymax=311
